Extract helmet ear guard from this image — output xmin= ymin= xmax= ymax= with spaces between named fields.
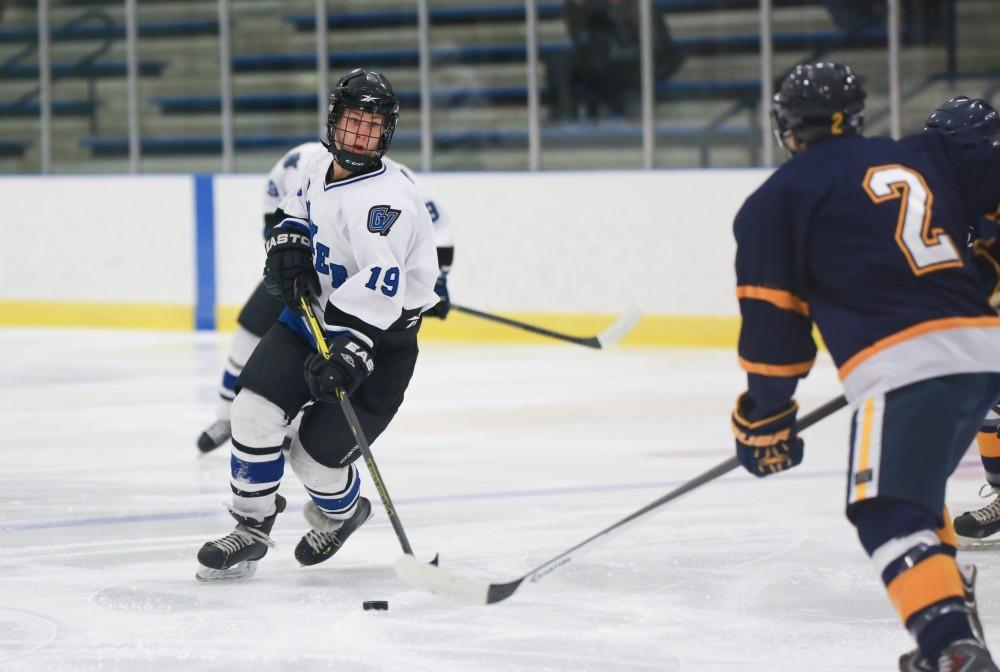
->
xmin=771 ymin=61 xmax=866 ymax=154
xmin=324 ymin=68 xmax=400 ymax=173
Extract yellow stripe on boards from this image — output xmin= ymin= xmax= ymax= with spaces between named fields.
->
xmin=221 ymin=309 xmax=744 ymax=349
xmin=0 ymin=301 xmax=193 ymax=330
xmin=4 ymin=302 xmax=749 ymax=349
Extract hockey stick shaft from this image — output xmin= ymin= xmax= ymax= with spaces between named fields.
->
xmin=395 ymin=394 xmax=848 ymax=604
xmin=298 ymin=293 xmax=417 ymax=557
xmin=520 ymin=394 xmax=848 ymax=573
xmin=450 ymin=303 xmax=635 ymax=349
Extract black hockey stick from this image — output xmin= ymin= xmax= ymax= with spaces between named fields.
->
xmin=394 ymin=394 xmax=848 ymax=604
xmin=450 ymin=303 xmax=641 ymax=349
xmin=298 ymin=290 xmax=437 ymax=564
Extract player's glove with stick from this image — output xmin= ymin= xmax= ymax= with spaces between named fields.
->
xmin=304 ymin=335 xmax=375 ymax=402
xmin=263 ymin=227 xmax=319 ymax=311
xmin=423 ymin=272 xmax=450 ymax=320
xmin=731 ymin=392 xmax=803 ymax=477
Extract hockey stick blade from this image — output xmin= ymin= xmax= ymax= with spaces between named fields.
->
xmin=595 ymin=304 xmax=642 ymax=349
xmin=394 ymin=554 xmax=493 ymax=605
xmin=394 ymin=395 xmax=847 ymax=605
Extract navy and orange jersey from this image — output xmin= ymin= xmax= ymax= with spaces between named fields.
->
xmin=735 ymin=132 xmax=1000 ymax=411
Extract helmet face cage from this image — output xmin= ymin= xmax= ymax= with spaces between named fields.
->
xmin=324 ymin=69 xmax=400 ymax=173
xmin=924 ymin=96 xmax=1000 ymax=148
xmin=771 ymin=62 xmax=866 ymax=154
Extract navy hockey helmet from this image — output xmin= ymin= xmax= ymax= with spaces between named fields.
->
xmin=923 ymin=96 xmax=1000 ymax=147
xmin=324 ymin=68 xmax=400 ymax=173
xmin=772 ymin=62 xmax=866 ymax=154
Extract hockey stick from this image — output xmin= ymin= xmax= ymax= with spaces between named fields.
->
xmin=450 ymin=303 xmax=642 ymax=349
xmin=298 ymin=289 xmax=437 ymax=564
xmin=394 ymin=394 xmax=848 ymax=604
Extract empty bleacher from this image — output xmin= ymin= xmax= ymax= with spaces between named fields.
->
xmin=0 ymin=0 xmax=995 ymax=173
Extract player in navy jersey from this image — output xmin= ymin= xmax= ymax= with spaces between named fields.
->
xmin=920 ymin=96 xmax=1000 ymax=546
xmin=196 ymin=69 xmax=441 ymax=581
xmin=195 ymin=142 xmax=455 ymax=454
xmin=731 ymin=63 xmax=1000 ymax=671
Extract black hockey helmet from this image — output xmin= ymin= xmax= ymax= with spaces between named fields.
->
xmin=772 ymin=62 xmax=866 ymax=154
xmin=923 ymin=96 xmax=1000 ymax=147
xmin=324 ymin=68 xmax=400 ymax=173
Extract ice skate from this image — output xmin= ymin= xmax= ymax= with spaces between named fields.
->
xmin=954 ymin=486 xmax=1000 ymax=549
xmin=900 ymin=641 xmax=999 ymax=672
xmin=899 ymin=567 xmax=988 ymax=672
xmin=196 ymin=494 xmax=285 ymax=581
xmin=295 ymin=497 xmax=372 ymax=566
xmin=197 ymin=419 xmax=232 ymax=453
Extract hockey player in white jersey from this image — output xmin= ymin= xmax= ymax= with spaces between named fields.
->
xmin=196 ymin=69 xmax=440 ymax=580
xmin=196 ymin=141 xmax=455 ymax=453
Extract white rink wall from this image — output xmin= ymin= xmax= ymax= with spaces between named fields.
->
xmin=1 ymin=169 xmax=771 ymax=321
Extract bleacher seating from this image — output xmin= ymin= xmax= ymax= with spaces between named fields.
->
xmin=0 ymin=60 xmax=164 ymax=79
xmin=0 ymin=19 xmax=217 ymax=43
xmin=153 ymin=80 xmax=759 ymax=115
xmin=81 ymin=123 xmax=753 ymax=157
xmin=0 ymin=0 xmax=990 ymax=173
xmin=0 ymin=99 xmax=95 ymax=116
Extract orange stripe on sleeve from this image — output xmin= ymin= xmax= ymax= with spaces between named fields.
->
xmin=839 ymin=316 xmax=1000 ymax=381
xmin=736 ymin=285 xmax=810 ymax=316
xmin=886 ymin=554 xmax=964 ymax=623
xmin=738 ymin=356 xmax=814 ymax=377
xmin=977 ymin=431 xmax=1000 ymax=459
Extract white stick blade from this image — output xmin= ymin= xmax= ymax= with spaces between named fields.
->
xmin=393 ymin=555 xmax=490 ymax=606
xmin=596 ymin=305 xmax=642 ymax=348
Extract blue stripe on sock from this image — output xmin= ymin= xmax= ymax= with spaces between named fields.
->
xmin=308 ymin=471 xmax=360 ymax=513
xmin=231 ymin=452 xmax=285 ymax=485
xmin=221 ymin=370 xmax=239 ymax=391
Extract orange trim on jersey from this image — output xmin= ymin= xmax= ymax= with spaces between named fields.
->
xmin=854 ymin=397 xmax=875 ymax=502
xmin=938 ymin=507 xmax=957 ymax=550
xmin=736 ymin=285 xmax=810 ymax=317
xmin=986 ymin=201 xmax=1000 ymax=224
xmin=738 ymin=356 xmax=814 ymax=377
xmin=887 ymin=554 xmax=964 ymax=623
xmin=838 ymin=316 xmax=1000 ymax=381
xmin=977 ymin=431 xmax=1000 ymax=459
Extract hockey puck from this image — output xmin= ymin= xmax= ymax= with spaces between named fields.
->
xmin=363 ymin=600 xmax=389 ymax=611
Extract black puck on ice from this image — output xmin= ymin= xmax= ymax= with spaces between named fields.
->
xmin=363 ymin=600 xmax=389 ymax=611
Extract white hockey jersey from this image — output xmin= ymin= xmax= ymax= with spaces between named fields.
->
xmin=274 ymin=153 xmax=440 ymax=348
xmin=264 ymin=142 xmax=454 ymax=253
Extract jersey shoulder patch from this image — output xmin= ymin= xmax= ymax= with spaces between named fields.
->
xmin=367 ymin=205 xmax=401 ymax=236
xmin=283 ymin=152 xmax=301 ymax=169
xmin=267 ymin=180 xmax=279 ymax=197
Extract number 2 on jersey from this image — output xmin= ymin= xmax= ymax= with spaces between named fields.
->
xmin=862 ymin=164 xmax=962 ymax=276
xmin=364 ymin=266 xmax=400 ymax=297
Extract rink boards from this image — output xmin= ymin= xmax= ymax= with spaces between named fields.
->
xmin=0 ymin=169 xmax=771 ymax=346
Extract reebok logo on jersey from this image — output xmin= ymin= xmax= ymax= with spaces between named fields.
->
xmin=367 ymin=205 xmax=401 ymax=237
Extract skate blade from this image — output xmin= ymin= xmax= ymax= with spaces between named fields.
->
xmin=195 ymin=560 xmax=259 ymax=582
xmin=957 ymin=537 xmax=1000 ymax=551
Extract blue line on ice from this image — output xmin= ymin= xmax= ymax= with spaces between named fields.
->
xmin=0 ymin=468 xmax=847 ymax=532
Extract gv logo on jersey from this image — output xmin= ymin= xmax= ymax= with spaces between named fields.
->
xmin=367 ymin=205 xmax=401 ymax=236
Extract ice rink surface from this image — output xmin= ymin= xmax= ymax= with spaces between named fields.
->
xmin=1 ymin=328 xmax=997 ymax=671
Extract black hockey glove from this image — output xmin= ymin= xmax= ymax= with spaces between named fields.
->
xmin=731 ymin=393 xmax=803 ymax=478
xmin=263 ymin=227 xmax=319 ymax=311
xmin=423 ymin=272 xmax=450 ymax=320
xmin=304 ymin=335 xmax=375 ymax=402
